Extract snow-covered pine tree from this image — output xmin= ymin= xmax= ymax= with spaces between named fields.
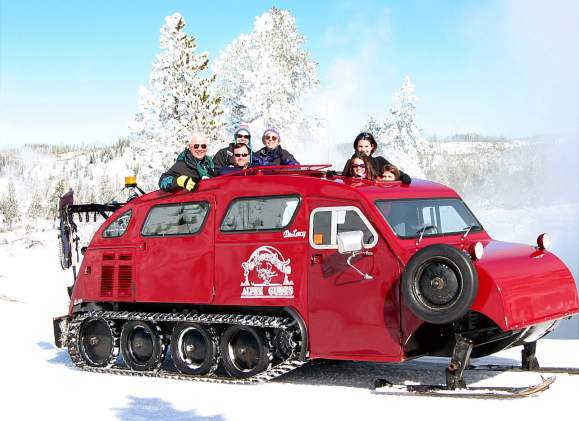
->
xmin=213 ymin=8 xmax=319 ymax=152
xmin=47 ymin=178 xmax=67 ymax=220
xmin=27 ymin=191 xmax=44 ymax=222
xmin=377 ymin=76 xmax=431 ymax=178
xmin=1 ymin=181 xmax=21 ymax=230
xmin=129 ymin=12 xmax=223 ymax=190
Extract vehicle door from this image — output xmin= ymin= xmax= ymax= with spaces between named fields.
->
xmin=307 ymin=200 xmax=401 ymax=360
xmin=213 ymin=194 xmax=308 ymax=306
xmin=135 ymin=195 xmax=215 ymax=304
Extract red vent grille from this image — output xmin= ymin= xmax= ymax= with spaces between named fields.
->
xmin=100 ymin=266 xmax=114 ymax=297
xmin=118 ymin=265 xmax=133 ymax=297
xmin=119 ymin=254 xmax=132 ymax=261
xmin=103 ymin=254 xmax=115 ymax=261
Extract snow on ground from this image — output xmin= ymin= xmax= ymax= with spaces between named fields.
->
xmin=1 ymin=214 xmax=579 ymax=421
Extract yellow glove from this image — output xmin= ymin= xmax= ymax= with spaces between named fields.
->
xmin=176 ymin=176 xmax=197 ymax=192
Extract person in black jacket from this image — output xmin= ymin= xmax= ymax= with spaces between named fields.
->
xmin=158 ymin=133 xmax=217 ymax=192
xmin=213 ymin=124 xmax=253 ymax=169
xmin=219 ymin=143 xmax=256 ymax=174
xmin=342 ymin=132 xmax=411 ymax=184
xmin=252 ymin=128 xmax=299 ymax=166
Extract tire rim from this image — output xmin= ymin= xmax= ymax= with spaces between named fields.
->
xmin=79 ymin=318 xmax=114 ymax=366
xmin=126 ymin=325 xmax=154 ymax=364
xmin=414 ymin=257 xmax=463 ymax=309
xmin=177 ymin=327 xmax=209 ymax=369
xmin=227 ymin=330 xmax=261 ymax=373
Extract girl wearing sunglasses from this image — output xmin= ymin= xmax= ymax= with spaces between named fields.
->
xmin=342 ymin=132 xmax=412 ymax=184
xmin=343 ymin=152 xmax=377 ymax=180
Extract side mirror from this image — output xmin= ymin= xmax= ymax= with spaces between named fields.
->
xmin=337 ymin=230 xmax=364 ymax=254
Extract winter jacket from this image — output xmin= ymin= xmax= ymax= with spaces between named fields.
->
xmin=342 ymin=155 xmax=412 ymax=184
xmin=218 ymin=163 xmax=257 ymax=175
xmin=158 ymin=149 xmax=217 ymax=192
xmin=252 ymin=146 xmax=299 ymax=166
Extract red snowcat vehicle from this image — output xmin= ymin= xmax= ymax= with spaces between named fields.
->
xmin=53 ymin=166 xmax=579 ymax=396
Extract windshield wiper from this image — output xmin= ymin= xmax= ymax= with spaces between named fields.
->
xmin=416 ymin=225 xmax=436 ymax=245
xmin=462 ymin=223 xmax=477 ymax=239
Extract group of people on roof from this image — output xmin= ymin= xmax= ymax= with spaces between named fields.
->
xmin=158 ymin=126 xmax=410 ymax=193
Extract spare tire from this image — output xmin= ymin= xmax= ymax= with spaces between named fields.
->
xmin=401 ymin=244 xmax=477 ymax=324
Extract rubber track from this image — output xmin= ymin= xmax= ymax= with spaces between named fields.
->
xmin=66 ymin=310 xmax=307 ymax=384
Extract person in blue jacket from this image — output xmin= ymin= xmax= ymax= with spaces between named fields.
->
xmin=252 ymin=128 xmax=299 ymax=166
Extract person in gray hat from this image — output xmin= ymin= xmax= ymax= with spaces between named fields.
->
xmin=213 ymin=124 xmax=253 ymax=169
xmin=252 ymin=127 xmax=299 ymax=166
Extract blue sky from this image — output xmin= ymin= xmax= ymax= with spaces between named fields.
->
xmin=1 ymin=0 xmax=577 ymax=147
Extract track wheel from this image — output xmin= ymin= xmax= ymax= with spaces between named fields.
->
xmin=77 ymin=317 xmax=118 ymax=367
xmin=120 ymin=320 xmax=165 ymax=371
xmin=220 ymin=325 xmax=271 ymax=378
xmin=170 ymin=322 xmax=219 ymax=375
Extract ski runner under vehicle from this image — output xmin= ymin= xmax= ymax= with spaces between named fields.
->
xmin=53 ymin=166 xmax=579 ymax=397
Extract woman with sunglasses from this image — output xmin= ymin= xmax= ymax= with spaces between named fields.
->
xmin=343 ymin=152 xmax=377 ymax=180
xmin=252 ymin=128 xmax=299 ymax=166
xmin=159 ymin=132 xmax=217 ymax=192
xmin=342 ymin=132 xmax=411 ymax=183
xmin=213 ymin=124 xmax=254 ymax=169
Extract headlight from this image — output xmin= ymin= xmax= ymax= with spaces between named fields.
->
xmin=469 ymin=241 xmax=484 ymax=260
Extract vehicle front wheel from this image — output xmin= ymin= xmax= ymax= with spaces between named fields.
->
xmin=402 ymin=244 xmax=478 ymax=324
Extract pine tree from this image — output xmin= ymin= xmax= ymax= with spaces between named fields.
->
xmin=129 ymin=12 xmax=223 ymax=190
xmin=47 ymin=178 xmax=67 ymax=220
xmin=377 ymin=76 xmax=431 ymax=177
xmin=1 ymin=181 xmax=21 ymax=230
xmin=213 ymin=8 xmax=319 ymax=151
xmin=27 ymin=191 xmax=44 ymax=222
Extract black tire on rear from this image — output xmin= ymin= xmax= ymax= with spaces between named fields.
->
xmin=120 ymin=320 xmax=165 ymax=371
xmin=402 ymin=244 xmax=478 ymax=324
xmin=170 ymin=322 xmax=219 ymax=376
xmin=220 ymin=325 xmax=271 ymax=379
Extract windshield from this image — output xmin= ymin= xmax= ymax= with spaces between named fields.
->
xmin=375 ymin=198 xmax=483 ymax=239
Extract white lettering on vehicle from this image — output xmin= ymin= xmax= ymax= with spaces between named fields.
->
xmin=241 ymin=246 xmax=294 ymax=299
xmin=283 ymin=229 xmax=306 ymax=239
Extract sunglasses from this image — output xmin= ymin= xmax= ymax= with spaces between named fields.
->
xmin=352 ymin=164 xmax=366 ymax=168
xmin=264 ymin=135 xmax=278 ymax=141
xmin=193 ymin=144 xmax=207 ymax=149
xmin=234 ymin=153 xmax=249 ymax=157
xmin=237 ymin=134 xmax=250 ymax=139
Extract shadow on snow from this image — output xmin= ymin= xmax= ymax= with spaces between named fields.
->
xmin=113 ymin=396 xmax=224 ymax=421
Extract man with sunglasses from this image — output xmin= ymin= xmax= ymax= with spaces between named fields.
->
xmin=213 ymin=124 xmax=253 ymax=169
xmin=159 ymin=132 xmax=217 ymax=192
xmin=252 ymin=127 xmax=299 ymax=166
xmin=219 ymin=143 xmax=256 ymax=174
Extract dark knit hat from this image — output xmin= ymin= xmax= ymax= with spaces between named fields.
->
xmin=262 ymin=127 xmax=281 ymax=143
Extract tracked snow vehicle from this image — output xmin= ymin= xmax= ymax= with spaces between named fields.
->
xmin=54 ymin=166 xmax=579 ymax=393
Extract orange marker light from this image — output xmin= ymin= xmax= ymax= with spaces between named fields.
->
xmin=125 ymin=176 xmax=137 ymax=187
xmin=314 ymin=234 xmax=324 ymax=245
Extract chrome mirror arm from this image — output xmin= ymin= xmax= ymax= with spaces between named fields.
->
xmin=346 ymin=250 xmax=374 ymax=280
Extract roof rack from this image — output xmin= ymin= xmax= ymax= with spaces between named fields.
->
xmin=221 ymin=164 xmax=333 ymax=177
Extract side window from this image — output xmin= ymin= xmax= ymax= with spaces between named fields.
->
xmin=141 ymin=202 xmax=209 ymax=236
xmin=310 ymin=206 xmax=378 ymax=249
xmin=220 ymin=195 xmax=300 ymax=232
xmin=103 ymin=210 xmax=132 ymax=238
